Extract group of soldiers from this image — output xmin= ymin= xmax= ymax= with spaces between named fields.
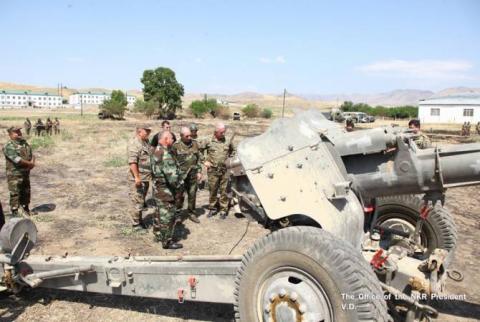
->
xmin=127 ymin=120 xmax=235 ymax=250
xmin=460 ymin=121 xmax=480 ymax=136
xmin=24 ymin=117 xmax=60 ymax=136
xmin=0 ymin=126 xmax=36 ymax=230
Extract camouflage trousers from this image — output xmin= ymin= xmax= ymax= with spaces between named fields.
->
xmin=128 ymin=181 xmax=149 ymax=225
xmin=26 ymin=128 xmax=31 ymax=136
xmin=7 ymin=174 xmax=31 ymax=212
xmin=207 ymin=168 xmax=229 ymax=212
xmin=175 ymin=171 xmax=198 ymax=212
xmin=152 ymin=181 xmax=176 ymax=243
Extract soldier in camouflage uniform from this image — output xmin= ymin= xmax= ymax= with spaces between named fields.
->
xmin=35 ymin=118 xmax=45 ymax=136
xmin=24 ymin=118 xmax=32 ymax=136
xmin=202 ymin=123 xmax=235 ymax=219
xmin=127 ymin=124 xmax=152 ymax=231
xmin=3 ymin=126 xmax=36 ymax=217
xmin=189 ymin=123 xmax=199 ymax=139
xmin=151 ymin=131 xmax=183 ymax=249
xmin=408 ymin=119 xmax=431 ymax=149
xmin=171 ymin=127 xmax=203 ymax=223
xmin=46 ymin=118 xmax=53 ymax=136
xmin=53 ymin=118 xmax=60 ymax=135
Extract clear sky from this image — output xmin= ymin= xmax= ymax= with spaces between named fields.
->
xmin=0 ymin=0 xmax=479 ymax=94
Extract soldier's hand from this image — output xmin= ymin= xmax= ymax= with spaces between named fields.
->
xmin=134 ymin=178 xmax=142 ymax=188
xmin=204 ymin=161 xmax=212 ymax=169
xmin=196 ymin=172 xmax=203 ymax=182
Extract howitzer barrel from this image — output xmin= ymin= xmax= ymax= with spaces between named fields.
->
xmin=435 ymin=144 xmax=480 ymax=186
xmin=348 ymin=141 xmax=480 ymax=198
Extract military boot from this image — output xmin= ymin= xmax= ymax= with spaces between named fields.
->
xmin=162 ymin=240 xmax=183 ymax=250
xmin=207 ymin=209 xmax=217 ymax=218
xmin=218 ymin=211 xmax=227 ymax=220
xmin=22 ymin=206 xmax=38 ymax=217
xmin=132 ymin=224 xmax=147 ymax=233
xmin=188 ymin=211 xmax=200 ymax=223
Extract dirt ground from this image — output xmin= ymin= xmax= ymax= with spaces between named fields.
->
xmin=0 ymin=109 xmax=479 ymax=321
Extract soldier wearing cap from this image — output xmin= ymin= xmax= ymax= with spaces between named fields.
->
xmin=189 ymin=123 xmax=199 ymax=139
xmin=3 ymin=126 xmax=36 ymax=217
xmin=127 ymin=124 xmax=152 ymax=231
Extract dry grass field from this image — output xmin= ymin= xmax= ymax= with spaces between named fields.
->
xmin=0 ymin=109 xmax=479 ymax=321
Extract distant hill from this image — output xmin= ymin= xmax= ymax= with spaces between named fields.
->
xmin=302 ymin=89 xmax=435 ymax=107
xmin=1 ymin=81 xmax=478 ymax=109
xmin=432 ymin=87 xmax=480 ymax=97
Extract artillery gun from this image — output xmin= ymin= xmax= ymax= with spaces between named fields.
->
xmin=2 ymin=110 xmax=479 ymax=321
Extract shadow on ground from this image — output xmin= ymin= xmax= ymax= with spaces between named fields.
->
xmin=0 ymin=289 xmax=234 ymax=322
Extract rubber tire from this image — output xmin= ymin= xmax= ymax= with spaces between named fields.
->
xmin=234 ymin=226 xmax=391 ymax=322
xmin=375 ymin=195 xmax=457 ymax=262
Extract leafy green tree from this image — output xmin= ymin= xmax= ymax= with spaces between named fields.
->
xmin=100 ymin=90 xmax=128 ymax=119
xmin=134 ymin=99 xmax=156 ymax=118
xmin=242 ymin=104 xmax=260 ymax=118
xmin=340 ymin=100 xmax=418 ymax=119
xmin=141 ymin=67 xmax=184 ymax=118
xmin=190 ymin=100 xmax=210 ymax=117
xmin=261 ymin=108 xmax=273 ymax=119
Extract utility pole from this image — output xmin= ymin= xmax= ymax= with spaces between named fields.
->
xmin=80 ymin=93 xmax=83 ymax=117
xmin=282 ymin=88 xmax=286 ymax=118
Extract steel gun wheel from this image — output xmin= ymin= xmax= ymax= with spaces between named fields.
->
xmin=374 ymin=195 xmax=457 ymax=264
xmin=234 ymin=226 xmax=390 ymax=322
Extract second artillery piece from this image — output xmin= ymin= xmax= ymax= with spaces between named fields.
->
xmin=2 ymin=110 xmax=479 ymax=322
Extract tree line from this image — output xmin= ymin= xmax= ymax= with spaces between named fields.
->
xmin=340 ymin=101 xmax=418 ymax=119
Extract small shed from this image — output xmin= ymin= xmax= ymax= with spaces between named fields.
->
xmin=418 ymin=94 xmax=480 ymax=124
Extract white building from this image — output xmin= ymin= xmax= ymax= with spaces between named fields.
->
xmin=418 ymin=94 xmax=480 ymax=124
xmin=69 ymin=91 xmax=137 ymax=108
xmin=0 ymin=90 xmax=63 ymax=108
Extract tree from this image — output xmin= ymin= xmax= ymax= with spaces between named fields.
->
xmin=100 ymin=90 xmax=128 ymax=119
xmin=134 ymin=99 xmax=156 ymax=118
xmin=242 ymin=104 xmax=260 ymax=118
xmin=190 ymin=100 xmax=210 ymax=117
xmin=141 ymin=67 xmax=184 ymax=119
xmin=261 ymin=108 xmax=273 ymax=119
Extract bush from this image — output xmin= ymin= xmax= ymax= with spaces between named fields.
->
xmin=340 ymin=101 xmax=418 ymax=119
xmin=261 ymin=108 xmax=273 ymax=119
xmin=190 ymin=100 xmax=210 ymax=117
xmin=134 ymin=99 xmax=156 ymax=118
xmin=242 ymin=104 xmax=260 ymax=118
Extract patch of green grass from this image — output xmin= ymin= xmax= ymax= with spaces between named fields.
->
xmin=103 ymin=155 xmax=127 ymax=168
xmin=30 ymin=135 xmax=55 ymax=150
xmin=0 ymin=116 xmax=27 ymax=121
xmin=33 ymin=214 xmax=54 ymax=222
